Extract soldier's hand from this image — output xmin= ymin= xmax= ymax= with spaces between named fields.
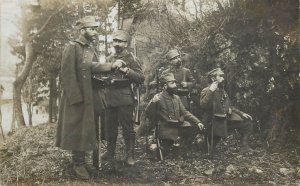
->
xmin=242 ymin=113 xmax=253 ymax=120
xmin=152 ymin=94 xmax=160 ymax=103
xmin=197 ymin=123 xmax=204 ymax=130
xmin=119 ymin=67 xmax=129 ymax=74
xmin=181 ymin=81 xmax=188 ymax=88
xmin=112 ymin=59 xmax=126 ymax=69
xmin=209 ymin=81 xmax=218 ymax=92
xmin=228 ymin=108 xmax=232 ymax=115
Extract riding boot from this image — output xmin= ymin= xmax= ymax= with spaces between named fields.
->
xmin=72 ymin=151 xmax=90 ymax=180
xmin=240 ymin=132 xmax=253 ymax=153
xmin=125 ymin=133 xmax=136 ymax=166
xmin=101 ymin=137 xmax=117 ymax=162
xmin=86 ymin=151 xmax=98 ymax=177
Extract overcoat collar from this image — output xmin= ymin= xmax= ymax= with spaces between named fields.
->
xmin=75 ymin=35 xmax=92 ymax=46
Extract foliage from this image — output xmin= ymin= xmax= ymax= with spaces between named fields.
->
xmin=134 ymin=0 xmax=299 ymax=140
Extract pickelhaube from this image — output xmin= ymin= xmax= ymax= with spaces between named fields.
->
xmin=166 ymin=49 xmax=181 ymax=60
xmin=76 ymin=16 xmax=99 ymax=29
xmin=207 ymin=68 xmax=225 ymax=77
xmin=112 ymin=30 xmax=130 ymax=42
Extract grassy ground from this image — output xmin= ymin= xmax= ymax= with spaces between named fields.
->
xmin=0 ymin=123 xmax=299 ymax=185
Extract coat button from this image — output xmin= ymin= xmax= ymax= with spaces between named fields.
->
xmin=83 ymin=75 xmax=86 ymax=78
xmin=83 ymin=61 xmax=86 ymax=63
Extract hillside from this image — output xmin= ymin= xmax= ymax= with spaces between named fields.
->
xmin=0 ymin=123 xmax=299 ymax=185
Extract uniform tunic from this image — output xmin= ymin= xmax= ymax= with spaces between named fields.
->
xmin=162 ymin=67 xmax=195 ymax=109
xmin=104 ymin=49 xmax=144 ymax=139
xmin=200 ymin=86 xmax=251 ymax=138
xmin=145 ymin=90 xmax=200 ymax=141
xmin=56 ymin=36 xmax=112 ymax=151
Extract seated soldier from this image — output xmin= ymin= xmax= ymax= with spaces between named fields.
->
xmin=200 ymin=68 xmax=254 ymax=159
xmin=142 ymin=73 xmax=204 ymax=158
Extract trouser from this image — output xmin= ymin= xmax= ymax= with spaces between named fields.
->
xmin=178 ymin=124 xmax=199 ymax=147
xmin=160 ymin=124 xmax=199 ymax=154
xmin=105 ymin=105 xmax=135 ymax=159
xmin=206 ymin=119 xmax=253 ymax=151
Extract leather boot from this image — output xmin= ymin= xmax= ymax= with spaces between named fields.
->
xmin=211 ymin=136 xmax=222 ymax=159
xmin=85 ymin=151 xmax=98 ymax=177
xmin=72 ymin=151 xmax=90 ymax=180
xmin=125 ymin=133 xmax=135 ymax=166
xmin=240 ymin=133 xmax=253 ymax=153
xmin=101 ymin=137 xmax=117 ymax=162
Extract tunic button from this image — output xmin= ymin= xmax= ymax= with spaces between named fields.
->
xmin=83 ymin=61 xmax=86 ymax=63
xmin=83 ymin=75 xmax=86 ymax=78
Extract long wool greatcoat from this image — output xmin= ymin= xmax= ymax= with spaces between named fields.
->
xmin=56 ymin=36 xmax=113 ymax=151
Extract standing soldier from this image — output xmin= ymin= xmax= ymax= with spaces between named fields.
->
xmin=101 ymin=30 xmax=144 ymax=166
xmin=56 ymin=16 xmax=124 ymax=179
xmin=161 ymin=49 xmax=196 ymax=111
xmin=200 ymin=68 xmax=253 ymax=159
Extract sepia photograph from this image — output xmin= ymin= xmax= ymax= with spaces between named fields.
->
xmin=0 ymin=0 xmax=299 ymax=185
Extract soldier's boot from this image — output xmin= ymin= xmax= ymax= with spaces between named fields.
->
xmin=211 ymin=136 xmax=222 ymax=159
xmin=125 ymin=133 xmax=136 ymax=166
xmin=85 ymin=151 xmax=98 ymax=177
xmin=101 ymin=137 xmax=116 ymax=163
xmin=240 ymin=133 xmax=253 ymax=153
xmin=72 ymin=151 xmax=90 ymax=180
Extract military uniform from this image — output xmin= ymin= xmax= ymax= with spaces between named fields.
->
xmin=161 ymin=49 xmax=195 ymax=110
xmin=145 ymin=73 xmax=201 ymax=156
xmin=56 ymin=16 xmax=113 ymax=179
xmin=103 ymin=30 xmax=144 ymax=165
xmin=200 ymin=68 xmax=253 ymax=155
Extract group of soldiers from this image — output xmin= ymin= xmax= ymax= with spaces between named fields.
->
xmin=56 ymin=16 xmax=254 ymax=180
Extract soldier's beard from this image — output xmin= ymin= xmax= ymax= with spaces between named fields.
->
xmin=84 ymin=32 xmax=97 ymax=42
xmin=114 ymin=46 xmax=124 ymax=54
xmin=218 ymin=82 xmax=225 ymax=89
xmin=166 ymin=87 xmax=178 ymax=95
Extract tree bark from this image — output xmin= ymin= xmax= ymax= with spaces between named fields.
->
xmin=12 ymin=42 xmax=35 ymax=127
xmin=12 ymin=5 xmax=65 ymax=129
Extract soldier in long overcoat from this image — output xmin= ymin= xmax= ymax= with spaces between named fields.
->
xmin=200 ymin=68 xmax=253 ymax=158
xmin=56 ymin=16 xmax=123 ymax=179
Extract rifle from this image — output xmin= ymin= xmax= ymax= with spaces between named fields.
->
xmin=131 ymin=38 xmax=141 ymax=125
xmin=132 ymin=84 xmax=140 ymax=125
xmin=155 ymin=68 xmax=163 ymax=161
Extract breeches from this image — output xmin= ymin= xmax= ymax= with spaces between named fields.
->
xmin=105 ymin=105 xmax=135 ymax=140
xmin=227 ymin=119 xmax=253 ymax=135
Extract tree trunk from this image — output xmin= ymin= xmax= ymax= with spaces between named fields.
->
xmin=49 ymin=76 xmax=58 ymax=123
xmin=12 ymin=42 xmax=35 ymax=128
xmin=11 ymin=5 xmax=65 ymax=129
xmin=13 ymin=81 xmax=26 ymax=127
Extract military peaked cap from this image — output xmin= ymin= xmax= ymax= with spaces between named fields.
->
xmin=160 ymin=73 xmax=176 ymax=85
xmin=112 ymin=30 xmax=130 ymax=42
xmin=207 ymin=68 xmax=225 ymax=77
xmin=166 ymin=49 xmax=181 ymax=60
xmin=76 ymin=16 xmax=99 ymax=29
